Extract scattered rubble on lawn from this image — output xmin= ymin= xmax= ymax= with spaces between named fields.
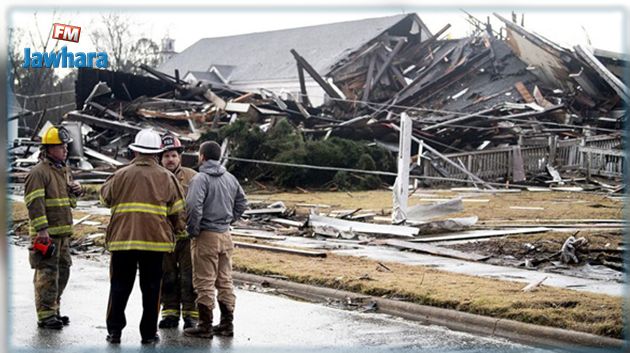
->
xmin=8 ymin=189 xmax=625 ymax=284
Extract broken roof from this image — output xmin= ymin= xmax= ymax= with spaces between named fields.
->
xmin=158 ymin=14 xmax=429 ymax=83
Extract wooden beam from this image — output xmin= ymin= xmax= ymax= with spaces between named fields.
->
xmin=297 ymin=62 xmax=311 ymax=106
xmin=231 ymin=229 xmax=286 ymax=240
xmin=361 ymin=55 xmax=377 ymax=102
xmin=384 ymin=239 xmax=489 ymax=261
xmin=84 ymin=147 xmax=124 ymax=166
xmin=389 ymin=65 xmax=408 ymax=88
xmin=514 ymin=81 xmax=534 ymax=103
xmin=422 ymin=107 xmax=496 ymax=132
xmin=243 ymin=207 xmax=286 ymax=216
xmin=395 ymin=23 xmax=451 ymax=66
xmin=309 ymin=214 xmax=419 ymax=237
xmin=410 ymin=227 xmax=550 ymax=243
xmin=290 ymin=49 xmax=342 ymax=99
xmin=65 ymin=111 xmax=142 ymax=134
xmin=269 ymin=218 xmax=306 ymax=228
xmin=371 ymin=38 xmax=406 ymax=89
xmin=234 ymin=241 xmax=327 ymax=257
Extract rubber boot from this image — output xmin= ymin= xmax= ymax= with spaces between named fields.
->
xmin=158 ymin=315 xmax=179 ymax=329
xmin=57 ymin=314 xmax=70 ymax=326
xmin=141 ymin=334 xmax=160 ymax=345
xmin=106 ymin=330 xmax=121 ymax=344
xmin=183 ymin=304 xmax=213 ymax=338
xmin=212 ymin=302 xmax=234 ymax=337
xmin=37 ymin=315 xmax=63 ymax=330
xmin=183 ymin=316 xmax=197 ymax=330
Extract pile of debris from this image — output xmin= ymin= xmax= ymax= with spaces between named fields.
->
xmin=302 ymin=13 xmax=626 ymax=188
xmin=9 ymin=64 xmax=328 ymax=182
xmin=9 ymin=12 xmax=626 ymax=190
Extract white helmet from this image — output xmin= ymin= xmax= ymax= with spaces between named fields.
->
xmin=129 ymin=128 xmax=164 ymax=154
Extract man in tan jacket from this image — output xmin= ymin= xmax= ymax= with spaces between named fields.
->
xmin=100 ymin=129 xmax=186 ymax=345
xmin=158 ymin=134 xmax=199 ymax=330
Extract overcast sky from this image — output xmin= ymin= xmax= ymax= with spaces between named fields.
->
xmin=10 ymin=7 xmax=625 ymax=57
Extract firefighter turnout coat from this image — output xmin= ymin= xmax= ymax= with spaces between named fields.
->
xmin=24 ymin=158 xmax=78 ymax=237
xmin=100 ymin=154 xmax=186 ymax=252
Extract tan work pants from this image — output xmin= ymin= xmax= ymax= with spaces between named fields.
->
xmin=191 ymin=230 xmax=236 ymax=311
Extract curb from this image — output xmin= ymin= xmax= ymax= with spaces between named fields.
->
xmin=233 ymin=272 xmax=625 ymax=350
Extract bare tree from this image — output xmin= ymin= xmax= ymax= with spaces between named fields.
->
xmin=9 ymin=12 xmax=63 ymax=95
xmin=130 ymin=37 xmax=161 ymax=69
xmin=90 ymin=13 xmax=160 ymax=73
xmin=8 ymin=12 xmax=76 ymax=128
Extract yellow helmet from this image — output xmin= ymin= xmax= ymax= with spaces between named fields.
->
xmin=41 ymin=126 xmax=73 ymax=145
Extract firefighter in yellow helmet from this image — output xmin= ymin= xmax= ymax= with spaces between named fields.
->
xmin=24 ymin=125 xmax=83 ymax=329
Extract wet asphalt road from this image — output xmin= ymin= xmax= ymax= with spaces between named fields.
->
xmin=8 ymin=244 xmax=558 ymax=353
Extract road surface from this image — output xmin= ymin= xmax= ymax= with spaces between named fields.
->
xmin=8 ymin=244 xmax=556 ymax=352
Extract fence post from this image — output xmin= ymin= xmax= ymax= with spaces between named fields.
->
xmin=507 ymin=148 xmax=512 ymax=180
xmin=414 ymin=140 xmax=423 ymax=189
xmin=548 ymin=135 xmax=557 ymax=166
xmin=393 ymin=113 xmax=412 ymax=223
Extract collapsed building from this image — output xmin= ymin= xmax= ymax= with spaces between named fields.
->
xmin=7 ymin=13 xmax=626 ymax=284
xmin=9 ymin=13 xmax=627 ymax=190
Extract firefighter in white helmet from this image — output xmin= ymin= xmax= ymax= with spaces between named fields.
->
xmin=100 ymin=128 xmax=186 ymax=345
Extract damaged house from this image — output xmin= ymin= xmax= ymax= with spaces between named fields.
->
xmin=9 ymin=12 xmax=627 ymax=191
xmin=158 ymin=14 xmax=432 ymax=106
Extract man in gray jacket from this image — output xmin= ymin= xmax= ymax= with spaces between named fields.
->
xmin=184 ymin=141 xmax=247 ymax=339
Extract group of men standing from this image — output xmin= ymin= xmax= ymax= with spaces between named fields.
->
xmin=25 ymin=126 xmax=247 ymax=345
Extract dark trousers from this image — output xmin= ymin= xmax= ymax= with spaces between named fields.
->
xmin=106 ymin=250 xmax=164 ymax=339
xmin=161 ymin=238 xmax=197 ymax=319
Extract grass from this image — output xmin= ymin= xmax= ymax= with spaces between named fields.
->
xmin=248 ymin=189 xmax=623 ymax=221
xmin=232 ymin=247 xmax=623 ymax=338
xmin=61 ymin=185 xmax=625 ymax=222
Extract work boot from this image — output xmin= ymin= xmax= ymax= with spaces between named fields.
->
xmin=56 ymin=314 xmax=70 ymax=326
xmin=184 ymin=304 xmax=213 ymax=338
xmin=106 ymin=331 xmax=121 ymax=344
xmin=158 ymin=315 xmax=179 ymax=329
xmin=37 ymin=316 xmax=63 ymax=330
xmin=212 ymin=302 xmax=234 ymax=337
xmin=183 ymin=316 xmax=197 ymax=330
xmin=141 ymin=334 xmax=160 ymax=345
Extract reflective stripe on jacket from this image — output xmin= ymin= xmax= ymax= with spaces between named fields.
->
xmin=24 ymin=158 xmax=77 ymax=237
xmin=100 ymin=154 xmax=186 ymax=252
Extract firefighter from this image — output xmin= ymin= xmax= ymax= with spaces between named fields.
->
xmin=24 ymin=125 xmax=83 ymax=329
xmin=184 ymin=141 xmax=247 ymax=339
xmin=158 ymin=134 xmax=199 ymax=330
xmin=100 ymin=128 xmax=186 ymax=345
